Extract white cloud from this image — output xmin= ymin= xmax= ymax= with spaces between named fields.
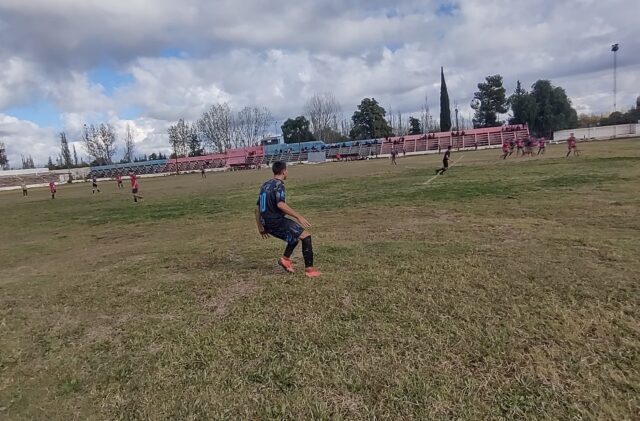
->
xmin=0 ymin=57 xmax=43 ymax=109
xmin=0 ymin=114 xmax=58 ymax=167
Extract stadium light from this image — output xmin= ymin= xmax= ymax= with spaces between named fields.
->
xmin=611 ymin=43 xmax=619 ymax=112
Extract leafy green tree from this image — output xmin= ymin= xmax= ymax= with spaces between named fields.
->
xmin=349 ymin=98 xmax=392 ymax=140
xmin=508 ymin=80 xmax=537 ymax=126
xmin=440 ymin=67 xmax=452 ymax=132
xmin=600 ymin=107 xmax=640 ymax=126
xmin=529 ymin=80 xmax=578 ymax=136
xmin=408 ymin=117 xmax=422 ymax=135
xmin=281 ymin=116 xmax=315 ymax=144
xmin=472 ymin=75 xmax=508 ymax=127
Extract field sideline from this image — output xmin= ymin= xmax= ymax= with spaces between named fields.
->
xmin=1 ymin=140 xmax=639 ymax=419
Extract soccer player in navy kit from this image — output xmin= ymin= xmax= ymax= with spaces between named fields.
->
xmin=436 ymin=145 xmax=452 ymax=175
xmin=256 ymin=161 xmax=321 ymax=278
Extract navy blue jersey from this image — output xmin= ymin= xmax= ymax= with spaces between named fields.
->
xmin=257 ymin=178 xmax=286 ymax=226
xmin=443 ymin=150 xmax=451 ymax=160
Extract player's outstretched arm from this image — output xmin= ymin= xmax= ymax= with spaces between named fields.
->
xmin=255 ymin=206 xmax=269 ymax=238
xmin=277 ymin=202 xmax=311 ymax=228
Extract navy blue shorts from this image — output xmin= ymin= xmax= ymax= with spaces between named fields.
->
xmin=265 ymin=218 xmax=304 ymax=245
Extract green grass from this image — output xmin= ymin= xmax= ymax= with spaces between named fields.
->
xmin=1 ymin=140 xmax=639 ymax=419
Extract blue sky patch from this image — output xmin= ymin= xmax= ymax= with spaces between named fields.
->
xmin=119 ymin=105 xmax=142 ymax=120
xmin=160 ymin=48 xmax=186 ymax=58
xmin=6 ymin=100 xmax=60 ymax=128
xmin=436 ymin=2 xmax=459 ymax=17
xmin=88 ymin=66 xmax=134 ymax=95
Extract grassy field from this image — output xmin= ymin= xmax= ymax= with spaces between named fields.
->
xmin=1 ymin=140 xmax=639 ymax=420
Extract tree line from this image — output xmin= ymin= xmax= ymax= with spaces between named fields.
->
xmin=166 ymin=105 xmax=273 ymax=158
xmin=575 ymin=97 xmax=640 ymax=128
xmin=247 ymin=70 xmax=595 ymax=146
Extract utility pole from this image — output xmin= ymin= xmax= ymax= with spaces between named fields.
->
xmin=454 ymin=102 xmax=460 ymax=132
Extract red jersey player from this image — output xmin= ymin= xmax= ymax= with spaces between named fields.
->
xmin=129 ymin=171 xmax=144 ymax=202
xmin=49 ymin=181 xmax=57 ymax=199
xmin=502 ymin=142 xmax=509 ymax=159
xmin=566 ymin=133 xmax=578 ymax=157
xmin=115 ymin=174 xmax=123 ymax=189
xmin=537 ymin=137 xmax=546 ymax=155
xmin=516 ymin=138 xmax=524 ymax=156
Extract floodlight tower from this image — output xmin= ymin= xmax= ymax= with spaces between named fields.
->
xmin=611 ymin=43 xmax=619 ymax=112
xmin=454 ymin=102 xmax=459 ymax=132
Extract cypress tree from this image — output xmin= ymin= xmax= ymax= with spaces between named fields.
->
xmin=440 ymin=67 xmax=452 ymax=132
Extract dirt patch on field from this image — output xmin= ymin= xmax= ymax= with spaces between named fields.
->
xmin=199 ymin=281 xmax=261 ymax=318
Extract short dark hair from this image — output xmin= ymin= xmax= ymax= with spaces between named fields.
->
xmin=272 ymin=161 xmax=287 ymax=175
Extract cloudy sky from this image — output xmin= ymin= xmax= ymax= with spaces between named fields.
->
xmin=0 ymin=0 xmax=638 ymax=167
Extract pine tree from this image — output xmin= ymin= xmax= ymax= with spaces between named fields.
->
xmin=440 ymin=67 xmax=452 ymax=132
xmin=60 ymin=132 xmax=72 ymax=168
xmin=408 ymin=117 xmax=422 ymax=135
xmin=472 ymin=74 xmax=508 ymax=127
xmin=349 ymin=98 xmax=393 ymax=140
xmin=508 ymin=80 xmax=537 ymax=126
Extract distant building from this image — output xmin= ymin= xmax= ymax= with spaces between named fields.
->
xmin=260 ymin=136 xmax=283 ymax=146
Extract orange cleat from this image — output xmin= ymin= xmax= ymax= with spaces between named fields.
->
xmin=304 ymin=267 xmax=321 ymax=278
xmin=278 ymin=257 xmax=295 ymax=273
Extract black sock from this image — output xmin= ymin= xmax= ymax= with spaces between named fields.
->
xmin=302 ymin=236 xmax=314 ymax=268
xmin=284 ymin=241 xmax=298 ymax=258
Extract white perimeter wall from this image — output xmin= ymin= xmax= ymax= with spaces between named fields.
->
xmin=0 ymin=168 xmax=50 ymax=176
xmin=554 ymin=124 xmax=640 ymax=141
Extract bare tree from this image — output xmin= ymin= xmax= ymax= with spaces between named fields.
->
xmin=420 ymin=94 xmax=440 ymax=133
xmin=188 ymin=124 xmax=203 ymax=156
xmin=175 ymin=119 xmax=191 ymax=155
xmin=82 ymin=123 xmax=117 ymax=164
xmin=197 ymin=103 xmax=272 ymax=151
xmin=98 ymin=124 xmax=117 ymax=163
xmin=305 ymin=93 xmax=341 ymax=142
xmin=339 ymin=119 xmax=352 ymax=140
xmin=123 ymin=123 xmax=135 ymax=163
xmin=21 ymin=154 xmax=35 ymax=169
xmin=82 ymin=124 xmax=103 ymax=163
xmin=396 ymin=111 xmax=408 ymax=136
xmin=168 ymin=119 xmax=190 ymax=158
xmin=197 ymin=103 xmax=233 ymax=152
xmin=235 ymin=106 xmax=272 ymax=147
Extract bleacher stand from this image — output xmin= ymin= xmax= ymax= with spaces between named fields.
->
xmin=90 ymin=159 xmax=170 ymax=178
xmin=379 ymin=125 xmax=530 ymax=155
xmin=0 ymin=172 xmax=59 ymax=189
